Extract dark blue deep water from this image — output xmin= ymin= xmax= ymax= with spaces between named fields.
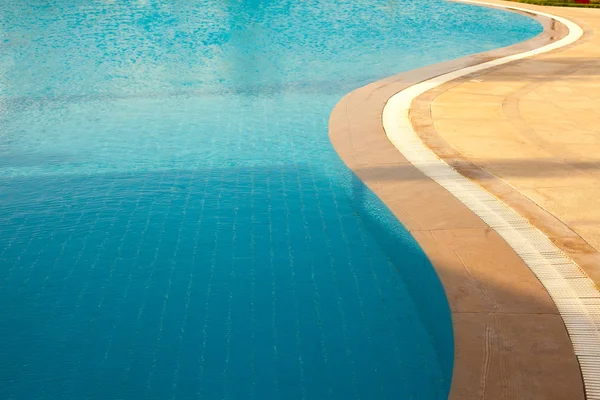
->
xmin=0 ymin=1 xmax=541 ymax=399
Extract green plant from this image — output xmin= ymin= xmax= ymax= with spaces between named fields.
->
xmin=509 ymin=0 xmax=600 ymax=7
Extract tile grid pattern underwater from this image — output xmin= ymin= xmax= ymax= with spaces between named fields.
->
xmin=0 ymin=1 xmax=542 ymax=399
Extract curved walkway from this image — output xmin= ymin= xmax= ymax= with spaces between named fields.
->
xmin=421 ymin=2 xmax=600 ymax=285
xmin=330 ymin=2 xmax=599 ymax=399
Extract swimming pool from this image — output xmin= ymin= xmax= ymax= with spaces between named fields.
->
xmin=0 ymin=1 xmax=541 ymax=399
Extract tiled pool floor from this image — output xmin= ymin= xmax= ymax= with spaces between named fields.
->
xmin=1 ymin=166 xmax=452 ymax=399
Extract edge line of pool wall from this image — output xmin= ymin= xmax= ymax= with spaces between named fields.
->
xmin=328 ymin=1 xmax=600 ymax=399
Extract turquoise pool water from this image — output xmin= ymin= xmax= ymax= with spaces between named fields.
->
xmin=0 ymin=1 xmax=541 ymax=399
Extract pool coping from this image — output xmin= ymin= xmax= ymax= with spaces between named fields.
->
xmin=329 ymin=2 xmax=595 ymax=399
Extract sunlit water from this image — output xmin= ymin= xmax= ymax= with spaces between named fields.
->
xmin=0 ymin=1 xmax=541 ymax=399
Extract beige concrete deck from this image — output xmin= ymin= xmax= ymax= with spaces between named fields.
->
xmin=420 ymin=2 xmax=600 ymax=286
xmin=329 ymin=2 xmax=599 ymax=399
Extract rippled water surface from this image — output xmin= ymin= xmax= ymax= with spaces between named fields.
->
xmin=0 ymin=1 xmax=541 ymax=399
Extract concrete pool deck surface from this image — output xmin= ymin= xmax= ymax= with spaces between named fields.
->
xmin=421 ymin=2 xmax=600 ymax=286
xmin=330 ymin=1 xmax=599 ymax=399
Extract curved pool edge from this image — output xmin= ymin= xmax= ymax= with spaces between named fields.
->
xmin=329 ymin=3 xmax=590 ymax=399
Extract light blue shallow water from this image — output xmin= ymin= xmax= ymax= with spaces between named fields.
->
xmin=0 ymin=1 xmax=541 ymax=399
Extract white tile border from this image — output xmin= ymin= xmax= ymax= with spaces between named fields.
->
xmin=382 ymin=2 xmax=600 ymax=398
